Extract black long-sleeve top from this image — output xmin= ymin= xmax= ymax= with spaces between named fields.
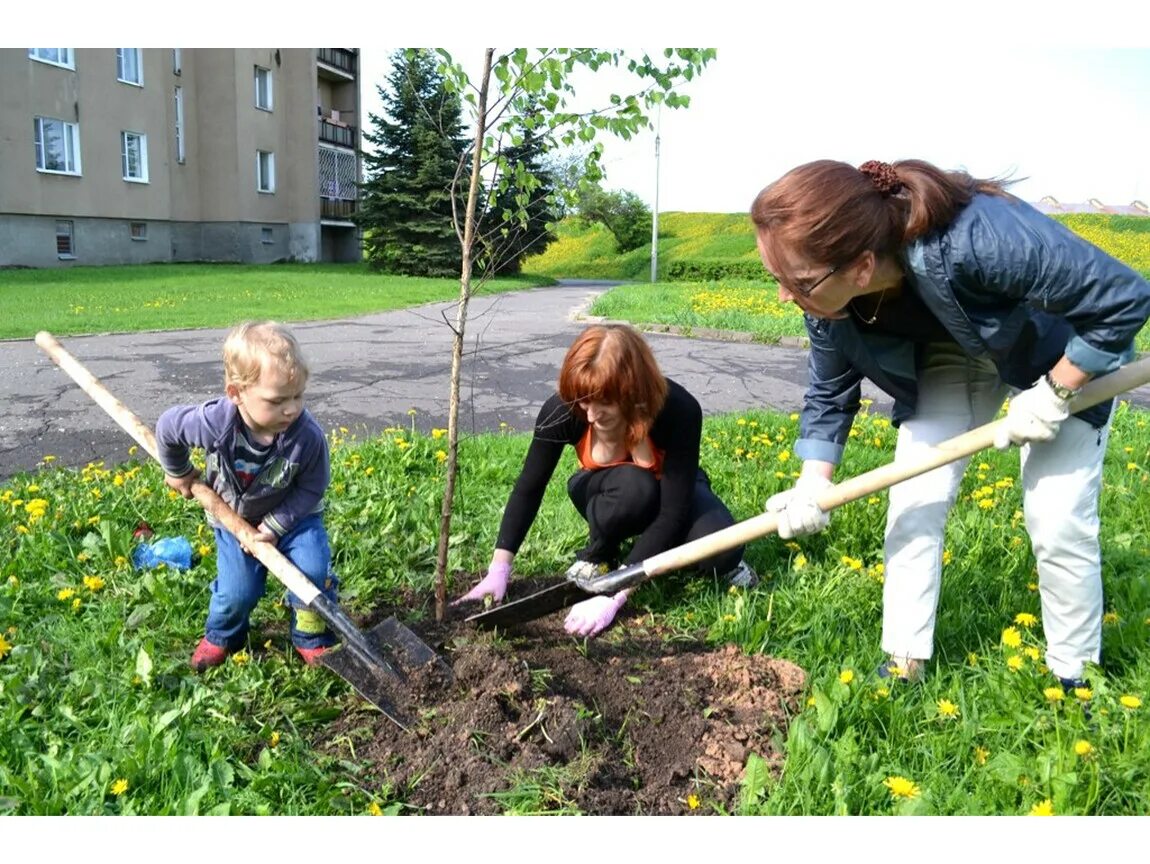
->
xmin=495 ymin=378 xmax=703 ymax=564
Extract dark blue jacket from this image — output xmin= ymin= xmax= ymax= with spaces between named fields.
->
xmin=796 ymin=194 xmax=1150 ymax=465
xmin=156 ymin=397 xmax=329 ymax=536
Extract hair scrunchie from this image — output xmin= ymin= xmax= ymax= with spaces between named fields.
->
xmin=858 ymin=160 xmax=903 ymax=196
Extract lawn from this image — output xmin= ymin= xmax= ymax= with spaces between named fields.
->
xmin=2 ymin=406 xmax=1147 ymax=814
xmin=0 ymin=264 xmax=551 ymax=340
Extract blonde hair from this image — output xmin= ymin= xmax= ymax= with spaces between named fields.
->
xmin=223 ymin=321 xmax=309 ymax=388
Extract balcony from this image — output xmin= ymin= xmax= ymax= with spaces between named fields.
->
xmin=316 ymin=48 xmax=357 ymax=79
xmin=321 ymin=197 xmax=357 ymax=221
xmin=319 ymin=117 xmax=356 ymax=148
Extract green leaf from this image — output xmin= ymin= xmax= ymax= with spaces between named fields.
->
xmin=739 ymin=752 xmax=770 ymax=813
xmin=127 ymin=603 xmax=154 ymax=630
xmin=135 ymin=647 xmax=152 ymax=685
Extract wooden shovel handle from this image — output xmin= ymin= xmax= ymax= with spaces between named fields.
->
xmin=643 ymin=356 xmax=1150 ymax=577
xmin=35 ymin=331 xmax=321 ymax=605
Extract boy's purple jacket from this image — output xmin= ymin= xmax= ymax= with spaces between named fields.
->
xmin=156 ymin=397 xmax=329 ymax=536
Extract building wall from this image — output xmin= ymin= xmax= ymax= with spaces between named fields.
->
xmin=0 ymin=47 xmax=359 ymax=268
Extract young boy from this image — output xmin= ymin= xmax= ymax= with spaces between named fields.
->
xmin=156 ymin=321 xmax=337 ymax=670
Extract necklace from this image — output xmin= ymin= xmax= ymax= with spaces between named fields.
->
xmin=851 ymin=286 xmax=888 ymax=325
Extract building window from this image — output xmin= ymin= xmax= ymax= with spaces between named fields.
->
xmin=130 ymin=222 xmax=148 ymax=241
xmin=256 ymin=150 xmax=275 ymax=193
xmin=254 ymin=66 xmax=273 ymax=111
xmin=56 ymin=221 xmax=75 ymax=258
xmin=261 ymin=227 xmax=274 ymax=244
xmin=174 ymin=86 xmax=186 ymax=164
xmin=34 ymin=117 xmax=81 ymax=175
xmin=29 ymin=49 xmax=75 ymax=69
xmin=121 ymin=131 xmax=148 ymax=182
xmin=116 ymin=48 xmax=142 ymax=85
xmin=172 ymin=49 xmax=182 ymax=75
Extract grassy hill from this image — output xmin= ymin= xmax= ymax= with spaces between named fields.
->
xmin=524 ymin=211 xmax=1150 ymax=281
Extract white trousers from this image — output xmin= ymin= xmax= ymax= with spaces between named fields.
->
xmin=880 ymin=343 xmax=1111 ymax=680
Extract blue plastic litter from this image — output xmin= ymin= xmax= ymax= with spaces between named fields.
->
xmin=131 ymin=536 xmax=194 ymax=571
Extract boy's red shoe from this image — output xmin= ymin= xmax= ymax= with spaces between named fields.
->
xmin=190 ymin=637 xmax=230 ymax=671
xmin=295 ymin=645 xmax=329 ymax=666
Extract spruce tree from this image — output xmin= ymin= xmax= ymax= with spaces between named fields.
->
xmin=357 ymin=50 xmax=467 ymax=276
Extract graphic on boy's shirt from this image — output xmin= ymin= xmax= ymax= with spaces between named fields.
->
xmin=233 ymin=457 xmax=264 ymax=489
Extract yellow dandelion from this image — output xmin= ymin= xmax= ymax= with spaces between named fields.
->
xmin=793 ymin=553 xmax=807 ymax=572
xmin=937 ymin=699 xmax=959 ymax=718
xmin=232 ymin=651 xmax=250 ymax=666
xmin=1044 ymin=687 xmax=1065 ymax=702
xmin=15 ymin=525 xmax=28 ymax=535
xmin=883 ymin=776 xmax=920 ymax=800
xmin=82 ymin=575 xmax=105 ymax=592
xmin=368 ymin=801 xmax=383 ymax=816
xmin=43 ymin=455 xmax=57 ymax=463
xmin=736 ymin=417 xmax=747 ymax=426
xmin=364 ymin=466 xmax=375 ymax=476
xmin=1028 ymin=799 xmax=1054 ymax=816
xmin=1014 ymin=612 xmax=1038 ymax=628
xmin=198 ymin=544 xmax=212 ymax=558
xmin=1073 ymin=687 xmax=1092 ymax=702
xmin=1102 ymin=611 xmax=1119 ymax=625
xmin=1027 ymin=582 xmax=1039 ymax=592
xmin=128 ymin=446 xmax=138 ymax=455
xmin=1074 ymin=740 xmax=1093 ymax=757
xmin=1006 ymin=655 xmax=1024 ymax=672
xmin=874 ymin=687 xmax=890 ymax=699
xmin=435 ymin=450 xmax=448 ymax=463
xmin=839 ymin=669 xmax=854 ymax=685
xmin=784 ymin=542 xmax=801 ymax=552
xmin=840 ymin=555 xmax=863 ymax=571
xmin=686 ymin=793 xmax=701 ymax=810
xmin=974 ymin=746 xmax=989 ymax=766
xmin=967 ymin=652 xmax=979 ymax=666
xmin=57 ymin=587 xmax=76 ymax=601
xmin=431 ymin=428 xmax=447 ymax=439
xmin=269 ymin=731 xmax=281 ymax=747
xmin=1119 ymin=695 xmax=1142 ymax=710
xmin=942 ymin=549 xmax=953 ymax=566
xmin=110 ymin=778 xmax=129 ymax=796
xmin=0 ymin=634 xmax=12 ymax=660
xmin=114 ymin=555 xmax=128 ymax=568
xmin=1023 ymin=646 xmax=1041 ymax=662
xmin=1001 ymin=627 xmax=1022 ymax=648
xmin=806 ymin=696 xmax=817 ymax=707
xmin=72 ymin=598 xmax=81 ymax=611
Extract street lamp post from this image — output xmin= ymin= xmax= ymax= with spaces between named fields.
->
xmin=650 ymin=116 xmax=661 ymax=283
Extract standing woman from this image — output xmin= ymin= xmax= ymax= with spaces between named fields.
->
xmin=751 ymin=159 xmax=1150 ymax=686
xmin=454 ymin=324 xmax=754 ymax=637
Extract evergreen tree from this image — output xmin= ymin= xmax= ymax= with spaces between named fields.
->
xmin=482 ymin=111 xmax=559 ymax=275
xmin=357 ymin=50 xmax=468 ymax=276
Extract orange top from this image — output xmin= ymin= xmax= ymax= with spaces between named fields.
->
xmin=576 ymin=427 xmax=665 ymax=479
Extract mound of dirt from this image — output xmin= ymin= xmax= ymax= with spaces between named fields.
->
xmin=323 ymin=590 xmax=806 ymax=815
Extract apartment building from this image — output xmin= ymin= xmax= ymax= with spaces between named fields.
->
xmin=0 ymin=48 xmax=362 ymax=267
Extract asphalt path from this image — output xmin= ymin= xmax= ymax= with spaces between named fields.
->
xmin=3 ymin=279 xmax=1148 ymax=481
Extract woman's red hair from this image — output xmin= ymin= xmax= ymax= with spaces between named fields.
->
xmin=558 ymin=324 xmax=668 ymax=448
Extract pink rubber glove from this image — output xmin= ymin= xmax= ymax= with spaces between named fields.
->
xmin=564 ymin=590 xmax=629 ymax=638
xmin=453 ymin=561 xmax=511 ymax=605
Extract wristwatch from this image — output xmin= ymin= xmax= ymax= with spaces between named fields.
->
xmin=1044 ymin=371 xmax=1082 ymax=401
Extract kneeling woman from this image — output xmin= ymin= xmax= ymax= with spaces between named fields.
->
xmin=456 ymin=324 xmax=753 ymax=637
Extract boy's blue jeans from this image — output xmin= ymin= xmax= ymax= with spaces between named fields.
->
xmin=205 ymin=513 xmax=338 ymax=651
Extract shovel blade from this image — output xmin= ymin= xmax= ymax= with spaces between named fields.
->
xmin=466 ymin=580 xmax=591 ymax=629
xmin=319 ymin=615 xmax=451 ymax=730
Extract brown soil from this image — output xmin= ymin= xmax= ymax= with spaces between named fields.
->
xmin=322 ymin=579 xmax=807 ymax=815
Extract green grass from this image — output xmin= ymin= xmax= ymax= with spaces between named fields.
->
xmin=3 ymin=405 xmax=1148 ymax=814
xmin=0 ymin=263 xmax=552 ymax=340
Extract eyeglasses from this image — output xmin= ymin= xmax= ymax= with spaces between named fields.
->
xmin=789 ymin=265 xmax=838 ymax=297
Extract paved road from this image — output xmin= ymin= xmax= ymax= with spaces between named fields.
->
xmin=3 ymin=279 xmax=1148 ymax=481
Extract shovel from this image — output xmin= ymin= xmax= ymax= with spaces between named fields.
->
xmin=470 ymin=356 xmax=1150 ymax=628
xmin=35 ymin=331 xmax=449 ymax=731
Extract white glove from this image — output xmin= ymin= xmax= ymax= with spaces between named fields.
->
xmin=765 ymin=474 xmax=833 ymax=539
xmin=993 ymin=376 xmax=1072 ymax=450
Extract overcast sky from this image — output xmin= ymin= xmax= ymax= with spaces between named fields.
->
xmin=358 ymin=45 xmax=1150 ymax=214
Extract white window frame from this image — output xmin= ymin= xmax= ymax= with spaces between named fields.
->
xmin=172 ymin=49 xmax=182 ymax=75
xmin=174 ymin=86 xmax=186 ymax=164
xmin=34 ymin=116 xmax=82 ymax=175
xmin=254 ymin=66 xmax=273 ymax=111
xmin=116 ymin=48 xmax=143 ymax=86
xmin=256 ymin=150 xmax=276 ymax=193
xmin=29 ymin=49 xmax=75 ymax=69
xmin=121 ymin=131 xmax=149 ymax=183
